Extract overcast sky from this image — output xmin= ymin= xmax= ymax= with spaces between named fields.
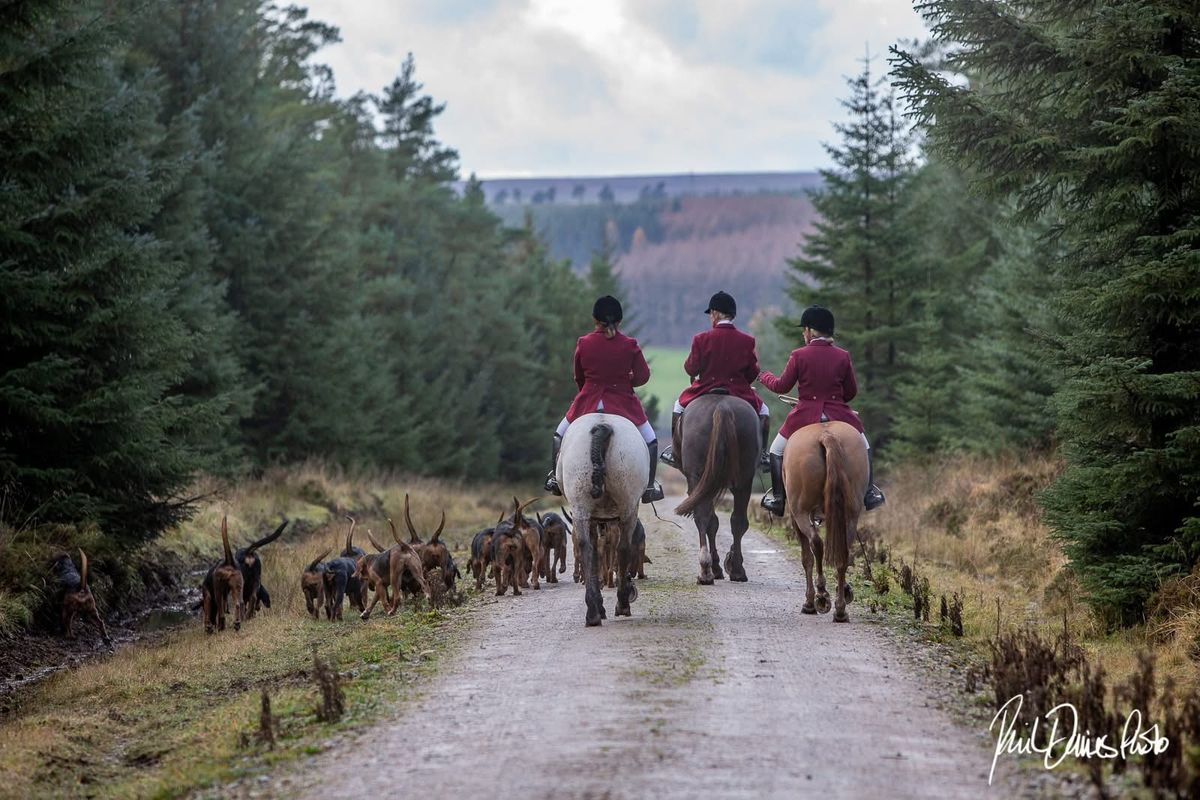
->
xmin=304 ymin=0 xmax=928 ymax=178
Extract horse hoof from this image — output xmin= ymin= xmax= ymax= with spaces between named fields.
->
xmin=730 ymin=571 xmax=748 ymax=583
xmin=697 ymin=575 xmax=715 ymax=586
xmin=801 ymin=602 xmax=817 ymax=615
xmin=712 ymin=567 xmax=725 ymax=580
xmin=834 ymin=610 xmax=850 ymax=623
xmin=815 ymin=595 xmax=831 ymax=614
xmin=586 ymin=615 xmax=602 ymax=627
xmin=844 ymin=584 xmax=854 ymax=603
xmin=616 ymin=605 xmax=631 ymax=617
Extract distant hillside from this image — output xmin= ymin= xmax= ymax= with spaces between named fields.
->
xmin=468 ymin=171 xmax=823 ymax=205
xmin=477 ymin=172 xmax=821 ymax=347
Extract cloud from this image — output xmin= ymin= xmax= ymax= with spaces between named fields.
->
xmin=304 ymin=0 xmax=927 ymax=177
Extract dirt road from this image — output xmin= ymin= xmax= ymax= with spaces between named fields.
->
xmin=272 ymin=501 xmax=1011 ymax=799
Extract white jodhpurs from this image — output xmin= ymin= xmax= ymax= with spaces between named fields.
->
xmin=557 ymin=413 xmax=656 ymax=445
xmin=674 ymin=397 xmax=769 ymax=416
xmin=770 ymin=423 xmax=870 ymax=457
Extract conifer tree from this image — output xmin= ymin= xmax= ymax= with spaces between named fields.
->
xmin=895 ymin=0 xmax=1200 ymax=623
xmin=0 ymin=1 xmax=220 ymax=537
xmin=782 ymin=56 xmax=920 ymax=446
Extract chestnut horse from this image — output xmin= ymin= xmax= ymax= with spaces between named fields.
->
xmin=782 ymin=421 xmax=868 ymax=622
xmin=674 ymin=394 xmax=761 ymax=584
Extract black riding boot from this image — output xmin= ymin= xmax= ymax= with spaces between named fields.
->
xmin=759 ymin=416 xmax=771 ymax=471
xmin=544 ymin=434 xmax=563 ymax=496
xmin=659 ymin=412 xmax=683 ymax=470
xmin=761 ymin=453 xmax=785 ymax=516
xmin=864 ymin=450 xmax=885 ymax=510
xmin=642 ymin=440 xmax=664 ymax=503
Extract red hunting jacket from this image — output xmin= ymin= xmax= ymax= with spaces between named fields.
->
xmin=565 ymin=330 xmax=651 ymax=426
xmin=758 ymin=339 xmax=864 ymax=438
xmin=678 ymin=321 xmax=765 ymax=412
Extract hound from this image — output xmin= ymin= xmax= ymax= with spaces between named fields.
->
xmin=235 ymin=518 xmax=289 ymax=618
xmin=490 ymin=521 xmax=523 ymax=597
xmin=355 ymin=522 xmax=430 ymax=619
xmin=508 ymin=497 xmax=543 ymax=590
xmin=53 ymin=549 xmax=111 ymax=647
xmin=404 ymin=494 xmax=456 ymax=592
xmin=201 ymin=516 xmax=245 ymax=633
xmin=537 ymin=511 xmax=570 ymax=583
xmin=301 ymin=548 xmax=331 ymax=620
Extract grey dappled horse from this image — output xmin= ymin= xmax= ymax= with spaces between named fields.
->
xmin=675 ymin=394 xmax=761 ymax=584
xmin=557 ymin=412 xmax=647 ymax=626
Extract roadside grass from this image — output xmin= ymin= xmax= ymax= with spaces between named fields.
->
xmin=865 ymin=456 xmax=1198 ymax=694
xmin=753 ymin=454 xmax=1200 ymax=794
xmin=0 ymin=466 xmax=535 ymax=799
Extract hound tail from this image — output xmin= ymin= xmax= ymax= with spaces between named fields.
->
xmin=79 ymin=549 xmax=90 ymax=593
xmin=307 ymin=549 xmax=331 ymax=573
xmin=675 ymin=405 xmax=740 ymax=517
xmin=221 ymin=516 xmax=234 ymax=566
xmin=589 ymin=424 xmax=613 ymax=499
xmin=820 ymin=431 xmax=852 ymax=572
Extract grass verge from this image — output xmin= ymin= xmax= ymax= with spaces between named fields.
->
xmin=0 ymin=464 xmax=534 ymax=799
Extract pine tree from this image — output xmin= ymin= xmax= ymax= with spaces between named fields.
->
xmin=0 ymin=1 xmax=221 ymax=537
xmin=889 ymin=156 xmax=998 ymax=458
xmin=957 ymin=215 xmax=1060 ymax=453
xmin=895 ymin=0 xmax=1200 ymax=624
xmin=782 ymin=55 xmax=920 ymax=446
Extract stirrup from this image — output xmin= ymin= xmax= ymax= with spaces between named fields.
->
xmin=544 ymin=472 xmax=562 ymax=496
xmin=659 ymin=446 xmax=679 ymax=469
xmin=760 ymin=492 xmax=784 ymax=517
xmin=864 ymin=485 xmax=885 ymax=511
xmin=641 ymin=482 xmax=664 ymax=503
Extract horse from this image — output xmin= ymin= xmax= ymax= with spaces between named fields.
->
xmin=674 ymin=393 xmax=761 ymax=585
xmin=782 ymin=420 xmax=868 ymax=622
xmin=557 ymin=412 xmax=647 ymax=627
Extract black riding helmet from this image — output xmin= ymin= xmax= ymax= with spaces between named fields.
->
xmin=704 ymin=291 xmax=736 ymax=317
xmin=799 ymin=305 xmax=834 ymax=334
xmin=592 ymin=295 xmax=623 ymax=325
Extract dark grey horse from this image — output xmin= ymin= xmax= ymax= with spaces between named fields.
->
xmin=674 ymin=394 xmax=761 ymax=584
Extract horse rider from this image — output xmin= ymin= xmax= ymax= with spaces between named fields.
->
xmin=659 ymin=290 xmax=770 ymax=472
xmin=544 ymin=295 xmax=665 ymax=503
xmin=756 ymin=305 xmax=885 ymax=516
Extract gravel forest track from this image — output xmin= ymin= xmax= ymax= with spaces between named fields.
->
xmin=269 ymin=499 xmax=1012 ymax=799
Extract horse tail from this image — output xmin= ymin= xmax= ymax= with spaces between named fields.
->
xmin=675 ymin=405 xmax=740 ymax=517
xmin=820 ymin=431 xmax=851 ymax=572
xmin=589 ymin=424 xmax=613 ymax=499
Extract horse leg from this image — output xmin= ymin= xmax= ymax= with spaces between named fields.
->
xmin=794 ymin=519 xmax=818 ymax=614
xmin=724 ymin=488 xmax=750 ymax=582
xmin=615 ymin=517 xmax=638 ymax=617
xmin=694 ymin=500 xmax=715 ymax=585
xmin=812 ymin=529 xmax=831 ymax=614
xmin=706 ymin=511 xmax=724 ymax=580
xmin=577 ymin=515 xmax=603 ymax=626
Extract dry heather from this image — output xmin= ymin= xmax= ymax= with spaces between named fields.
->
xmin=869 ymin=454 xmax=1199 ymax=694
